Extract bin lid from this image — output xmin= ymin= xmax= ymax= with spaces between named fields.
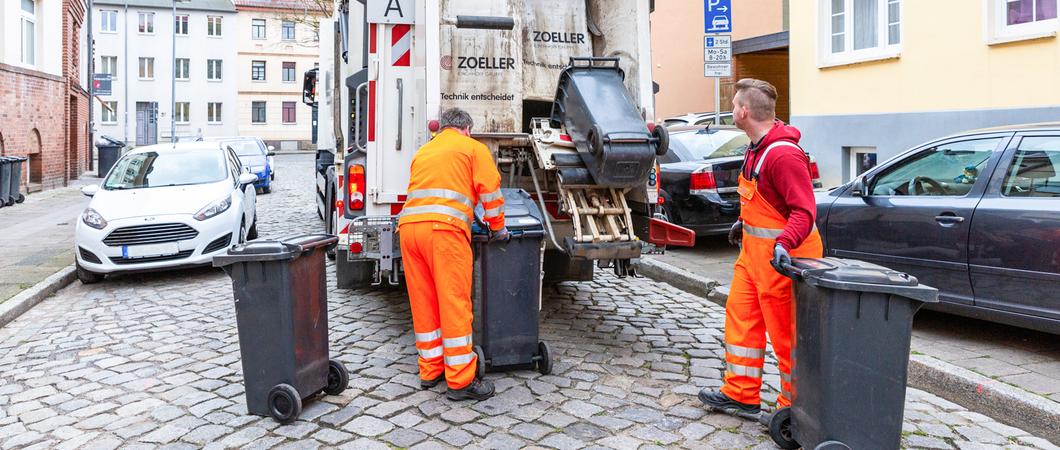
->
xmin=788 ymin=257 xmax=939 ymax=303
xmin=212 ymin=234 xmax=338 ymax=267
xmin=96 ymin=135 xmax=126 ymax=147
xmin=472 ymin=188 xmax=544 ymax=236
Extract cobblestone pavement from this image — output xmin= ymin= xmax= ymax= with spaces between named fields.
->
xmin=0 ymin=155 xmax=1055 ymax=449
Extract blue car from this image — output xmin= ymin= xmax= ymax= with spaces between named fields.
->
xmin=215 ymin=137 xmax=276 ymax=194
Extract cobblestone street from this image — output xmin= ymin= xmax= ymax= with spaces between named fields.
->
xmin=0 ymin=154 xmax=1055 ymax=449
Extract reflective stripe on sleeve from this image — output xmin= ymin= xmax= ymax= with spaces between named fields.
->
xmin=400 ymin=205 xmax=470 ymax=224
xmin=442 ymin=334 xmax=473 ymax=348
xmin=726 ymin=362 xmax=763 ymax=378
xmin=725 ymin=343 xmax=766 ymax=359
xmin=444 ymin=352 xmax=476 ymax=366
xmin=415 ymin=329 xmax=441 ymax=342
xmin=483 ymin=205 xmax=504 ymax=219
xmin=480 ymin=189 xmax=503 ymax=203
xmin=418 ymin=346 xmax=443 ymax=359
xmin=407 ymin=189 xmax=473 ymax=209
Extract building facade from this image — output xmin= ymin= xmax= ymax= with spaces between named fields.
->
xmin=791 ymin=0 xmax=1060 ymax=187
xmin=0 ymin=0 xmax=90 ymax=193
xmin=234 ymin=1 xmax=321 ymax=150
xmin=92 ymin=0 xmax=239 ymax=146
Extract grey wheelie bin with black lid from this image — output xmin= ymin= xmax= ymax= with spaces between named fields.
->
xmin=767 ymin=257 xmax=938 ymax=450
xmin=96 ymin=135 xmax=125 ymax=178
xmin=470 ymin=188 xmax=553 ymax=376
xmin=213 ymin=234 xmax=349 ymax=424
xmin=0 ymin=157 xmax=11 ymax=208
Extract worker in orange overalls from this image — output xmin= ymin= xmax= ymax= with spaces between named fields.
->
xmin=399 ymin=108 xmax=509 ymax=401
xmin=699 ymin=79 xmax=823 ymax=417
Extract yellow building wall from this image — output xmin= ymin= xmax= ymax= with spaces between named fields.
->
xmin=790 ymin=0 xmax=1060 ymax=116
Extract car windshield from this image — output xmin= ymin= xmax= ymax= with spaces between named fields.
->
xmin=103 ymin=150 xmax=228 ymax=190
xmin=669 ymin=129 xmax=750 ymax=161
xmin=221 ymin=140 xmax=265 ymax=157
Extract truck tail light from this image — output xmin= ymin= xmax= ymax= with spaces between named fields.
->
xmin=349 ymin=241 xmax=363 ymax=254
xmin=348 ymin=164 xmax=365 ymax=210
xmin=809 ymin=161 xmax=821 ymax=181
xmin=690 ymin=167 xmax=717 ymax=194
xmin=336 ymin=199 xmax=345 ymax=216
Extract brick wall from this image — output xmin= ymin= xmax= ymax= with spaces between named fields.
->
xmin=731 ymin=50 xmax=791 ymax=122
xmin=64 ymin=0 xmax=90 ymax=180
xmin=0 ymin=64 xmax=70 ymax=192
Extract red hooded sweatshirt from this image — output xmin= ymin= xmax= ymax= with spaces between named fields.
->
xmin=740 ymin=121 xmax=816 ymax=251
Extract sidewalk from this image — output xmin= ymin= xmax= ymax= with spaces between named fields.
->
xmin=645 ymin=238 xmax=1060 ymax=443
xmin=0 ymin=177 xmax=96 ymax=305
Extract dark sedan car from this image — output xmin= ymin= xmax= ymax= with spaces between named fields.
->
xmin=815 ymin=123 xmax=1060 ymax=334
xmin=659 ymin=126 xmax=821 ymax=236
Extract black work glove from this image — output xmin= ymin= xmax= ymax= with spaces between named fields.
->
xmin=728 ymin=220 xmax=743 ymax=247
xmin=489 ymin=227 xmax=511 ymax=243
xmin=771 ymin=243 xmax=791 ymax=275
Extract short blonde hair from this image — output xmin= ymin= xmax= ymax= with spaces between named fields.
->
xmin=734 ymin=78 xmax=777 ymax=121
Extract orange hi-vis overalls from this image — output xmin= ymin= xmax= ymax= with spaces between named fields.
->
xmin=721 ymin=141 xmax=823 ymax=408
xmin=398 ymin=128 xmax=506 ymax=390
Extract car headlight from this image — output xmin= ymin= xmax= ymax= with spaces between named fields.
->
xmin=82 ymin=208 xmax=108 ymax=230
xmin=194 ymin=195 xmax=232 ymax=221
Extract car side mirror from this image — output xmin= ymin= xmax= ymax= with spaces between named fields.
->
xmin=81 ymin=185 xmax=99 ymax=197
xmin=267 ymin=151 xmax=276 ymax=157
xmin=238 ymin=173 xmax=258 ymax=186
xmin=851 ymin=176 xmax=868 ymax=197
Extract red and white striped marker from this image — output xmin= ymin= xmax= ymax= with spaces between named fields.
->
xmin=391 ymin=24 xmax=411 ymax=67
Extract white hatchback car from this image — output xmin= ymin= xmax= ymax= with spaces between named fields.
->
xmin=75 ymin=142 xmax=259 ymax=283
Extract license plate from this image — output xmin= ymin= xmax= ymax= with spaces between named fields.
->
xmin=122 ymin=242 xmax=180 ymax=259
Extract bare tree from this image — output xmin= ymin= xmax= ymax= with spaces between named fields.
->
xmin=277 ymin=0 xmax=334 ymax=47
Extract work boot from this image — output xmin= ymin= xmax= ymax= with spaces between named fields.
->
xmin=446 ymin=378 xmax=495 ymax=401
xmin=420 ymin=374 xmax=444 ymax=390
xmin=699 ymin=389 xmax=761 ymax=416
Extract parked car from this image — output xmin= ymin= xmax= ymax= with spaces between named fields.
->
xmin=658 ymin=126 xmax=822 ymax=236
xmin=209 ymin=136 xmax=276 ymax=193
xmin=663 ymin=112 xmax=734 ymax=128
xmin=74 ymin=142 xmax=259 ymax=284
xmin=815 ymin=123 xmax=1060 ymax=334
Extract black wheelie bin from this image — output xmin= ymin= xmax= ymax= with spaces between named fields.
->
xmin=471 ymin=189 xmax=553 ymax=376
xmin=0 ymin=157 xmax=11 ymax=208
xmin=96 ymin=135 xmax=125 ymax=178
xmin=768 ymin=258 xmax=939 ymax=450
xmin=213 ymin=234 xmax=349 ymax=424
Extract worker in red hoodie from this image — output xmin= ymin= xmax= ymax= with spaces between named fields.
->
xmin=699 ymin=78 xmax=823 ymax=417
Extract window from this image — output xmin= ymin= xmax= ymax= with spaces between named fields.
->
xmin=20 ymin=0 xmax=36 ymax=66
xmin=102 ymin=101 xmax=118 ymax=124
xmin=99 ymin=56 xmax=118 ymax=79
xmin=987 ymin=0 xmax=1058 ymax=43
xmin=282 ymin=102 xmax=297 ymax=123
xmin=100 ymin=10 xmax=118 ymax=32
xmin=207 ymin=59 xmax=223 ymax=81
xmin=252 ymin=61 xmax=266 ymax=81
xmin=848 ymin=147 xmax=878 ymax=179
xmin=282 ymin=21 xmax=296 ymax=40
xmin=138 ymin=57 xmax=155 ymax=79
xmin=208 ymin=16 xmax=223 ymax=37
xmin=174 ymin=14 xmax=189 ymax=35
xmin=208 ymin=102 xmax=222 ymax=124
xmin=252 ymin=102 xmax=267 ymax=123
xmin=282 ymin=62 xmax=296 ymax=82
xmin=869 ymin=138 xmax=1000 ymax=196
xmin=1002 ymin=137 xmax=1060 ymax=197
xmin=175 ymin=58 xmax=190 ymax=80
xmin=174 ymin=102 xmax=190 ymax=123
xmin=251 ymin=19 xmax=266 ymax=39
xmin=138 ymin=12 xmax=154 ymax=34
xmin=820 ymin=0 xmax=900 ymax=67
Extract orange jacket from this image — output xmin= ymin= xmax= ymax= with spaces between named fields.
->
xmin=398 ymin=129 xmax=505 ymax=238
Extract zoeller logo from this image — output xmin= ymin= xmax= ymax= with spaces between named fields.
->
xmin=532 ymin=31 xmax=586 ymax=44
xmin=456 ymin=56 xmax=515 ymax=70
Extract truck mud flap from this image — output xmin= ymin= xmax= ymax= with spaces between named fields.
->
xmin=563 ymin=237 xmax=642 ymax=260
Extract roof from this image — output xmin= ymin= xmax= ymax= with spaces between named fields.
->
xmin=668 ymin=125 xmax=741 ymax=134
xmin=94 ymin=0 xmax=236 ymax=13
xmin=959 ymin=122 xmax=1060 ymax=135
xmin=234 ymin=0 xmax=321 ymax=11
xmin=129 ymin=142 xmax=225 ymax=154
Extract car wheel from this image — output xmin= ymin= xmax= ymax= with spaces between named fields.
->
xmin=262 ymin=185 xmax=272 ymax=194
xmin=76 ymin=262 xmax=104 ymax=284
xmin=239 ymin=222 xmax=247 ymax=244
xmin=247 ymin=219 xmax=259 ymax=240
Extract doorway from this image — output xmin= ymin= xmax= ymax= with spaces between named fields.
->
xmin=136 ymin=102 xmax=158 ymax=146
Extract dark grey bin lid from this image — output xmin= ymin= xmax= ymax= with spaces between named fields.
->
xmin=472 ymin=188 xmax=544 ymax=236
xmin=788 ymin=257 xmax=939 ymax=303
xmin=213 ymin=234 xmax=337 ymax=267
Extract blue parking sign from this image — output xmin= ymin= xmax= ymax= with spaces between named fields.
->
xmin=704 ymin=0 xmax=732 ymax=33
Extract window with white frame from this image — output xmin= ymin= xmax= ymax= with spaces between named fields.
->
xmin=100 ymin=56 xmax=118 ymax=79
xmin=208 ymin=16 xmax=223 ymax=36
xmin=102 ymin=101 xmax=119 ymax=124
xmin=208 ymin=103 xmax=222 ymax=124
xmin=139 ymin=57 xmax=155 ymax=79
xmin=175 ymin=14 xmax=189 ymax=35
xmin=820 ymin=0 xmax=901 ymax=67
xmin=138 ymin=12 xmax=154 ymax=34
xmin=100 ymin=10 xmax=118 ymax=33
xmin=987 ymin=0 xmax=1058 ymax=43
xmin=21 ymin=0 xmax=36 ymax=66
xmin=175 ymin=58 xmax=190 ymax=80
xmin=175 ymin=102 xmax=190 ymax=123
xmin=207 ymin=59 xmax=223 ymax=81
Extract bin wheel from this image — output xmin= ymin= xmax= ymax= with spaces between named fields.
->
xmin=814 ymin=441 xmax=851 ymax=450
xmin=15 ymin=193 xmax=24 ymax=204
xmin=652 ymin=124 xmax=669 ymax=156
xmin=473 ymin=345 xmax=486 ymax=378
xmin=324 ymin=359 xmax=349 ymax=395
xmin=589 ymin=124 xmax=605 ymax=154
xmin=768 ymin=407 xmax=799 ymax=450
xmin=536 ymin=341 xmax=553 ymax=375
xmin=267 ymin=384 xmax=302 ymax=424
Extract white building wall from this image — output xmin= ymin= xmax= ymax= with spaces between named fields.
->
xmin=92 ymin=5 xmax=239 ymax=145
xmin=0 ymin=0 xmax=63 ymax=76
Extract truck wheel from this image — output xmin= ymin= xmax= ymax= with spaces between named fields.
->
xmin=267 ymin=384 xmax=302 ymax=424
xmin=768 ymin=407 xmax=799 ymax=450
xmin=536 ymin=341 xmax=553 ymax=375
xmin=335 ymin=249 xmax=375 ymax=289
xmin=324 ymin=360 xmax=349 ymax=395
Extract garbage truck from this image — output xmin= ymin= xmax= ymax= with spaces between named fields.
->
xmin=303 ymin=0 xmax=694 ymax=288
